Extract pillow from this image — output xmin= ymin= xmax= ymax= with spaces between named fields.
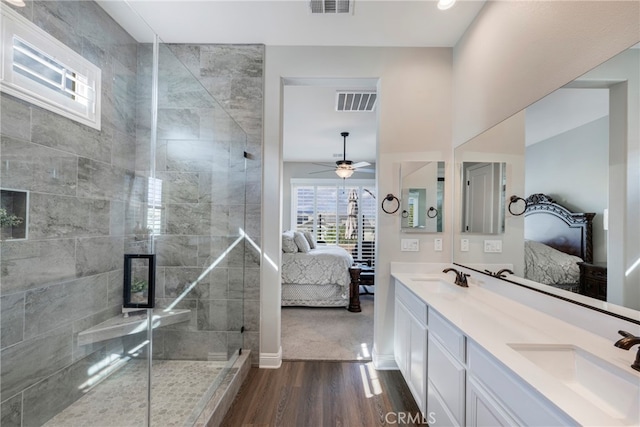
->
xmin=294 ymin=231 xmax=311 ymax=253
xmin=282 ymin=231 xmax=298 ymax=253
xmin=303 ymin=230 xmax=317 ymax=249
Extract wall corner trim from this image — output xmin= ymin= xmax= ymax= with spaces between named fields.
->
xmin=259 ymin=347 xmax=282 ymax=369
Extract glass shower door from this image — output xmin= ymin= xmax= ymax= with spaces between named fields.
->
xmin=143 ymin=41 xmax=248 ymax=425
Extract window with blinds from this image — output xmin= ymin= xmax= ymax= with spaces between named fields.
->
xmin=146 ymin=177 xmax=163 ymax=235
xmin=293 ymin=181 xmax=377 ymax=267
xmin=0 ymin=5 xmax=101 ymax=129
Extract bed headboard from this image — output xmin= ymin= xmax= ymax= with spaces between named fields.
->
xmin=524 ymin=193 xmax=595 ymax=263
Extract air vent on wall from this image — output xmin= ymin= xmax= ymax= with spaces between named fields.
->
xmin=310 ymin=0 xmax=353 ymax=14
xmin=336 ymin=91 xmax=377 ymax=112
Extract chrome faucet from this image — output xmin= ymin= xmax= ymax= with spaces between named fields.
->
xmin=443 ymin=268 xmax=470 ymax=288
xmin=614 ymin=330 xmax=640 ymax=372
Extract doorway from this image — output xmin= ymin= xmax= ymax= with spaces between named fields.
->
xmin=280 ymin=78 xmax=379 ymax=361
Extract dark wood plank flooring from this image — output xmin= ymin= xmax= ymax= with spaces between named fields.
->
xmin=221 ymin=361 xmax=424 ymax=426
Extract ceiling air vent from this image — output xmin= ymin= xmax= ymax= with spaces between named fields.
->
xmin=336 ymin=91 xmax=377 ymax=112
xmin=310 ymin=0 xmax=352 ymax=14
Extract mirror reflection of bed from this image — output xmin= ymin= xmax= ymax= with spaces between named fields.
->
xmin=523 ymin=193 xmax=603 ymax=300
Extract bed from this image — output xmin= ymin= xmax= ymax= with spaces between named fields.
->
xmin=523 ymin=193 xmax=595 ymax=293
xmin=281 ymin=230 xmax=354 ymax=308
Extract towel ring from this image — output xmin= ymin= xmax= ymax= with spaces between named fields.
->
xmin=508 ymin=195 xmax=528 ymax=216
xmin=427 ymin=207 xmax=438 ymax=218
xmin=381 ymin=194 xmax=400 ymax=214
xmin=401 ymin=210 xmax=409 ymax=218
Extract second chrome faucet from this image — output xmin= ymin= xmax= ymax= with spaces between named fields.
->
xmin=443 ymin=268 xmax=470 ymax=287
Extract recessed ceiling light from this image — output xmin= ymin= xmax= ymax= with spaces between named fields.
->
xmin=437 ymin=0 xmax=456 ymax=11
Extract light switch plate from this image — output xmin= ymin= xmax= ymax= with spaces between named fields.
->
xmin=461 ymin=239 xmax=469 ymax=252
xmin=401 ymin=239 xmax=419 ymax=252
xmin=484 ymin=240 xmax=503 ymax=253
xmin=434 ymin=238 xmax=443 ymax=252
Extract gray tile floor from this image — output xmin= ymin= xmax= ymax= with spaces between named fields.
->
xmin=44 ymin=359 xmax=227 ymax=427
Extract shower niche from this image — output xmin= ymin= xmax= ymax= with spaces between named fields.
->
xmin=0 ymin=188 xmax=28 ymax=240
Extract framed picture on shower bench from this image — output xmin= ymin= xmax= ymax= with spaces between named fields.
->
xmin=123 ymin=254 xmax=155 ymax=309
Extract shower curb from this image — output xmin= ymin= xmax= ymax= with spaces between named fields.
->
xmin=193 ymin=350 xmax=251 ymax=427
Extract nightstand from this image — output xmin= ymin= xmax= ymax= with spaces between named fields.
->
xmin=578 ymin=262 xmax=607 ymax=301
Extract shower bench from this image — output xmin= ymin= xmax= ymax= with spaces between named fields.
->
xmin=77 ymin=309 xmax=191 ymax=346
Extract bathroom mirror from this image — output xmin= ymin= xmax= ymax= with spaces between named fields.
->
xmin=400 ymin=161 xmax=444 ymax=233
xmin=453 ymin=44 xmax=640 ymax=318
xmin=460 ymin=162 xmax=506 ymax=234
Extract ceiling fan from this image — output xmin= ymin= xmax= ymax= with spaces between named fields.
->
xmin=311 ymin=131 xmax=374 ymax=179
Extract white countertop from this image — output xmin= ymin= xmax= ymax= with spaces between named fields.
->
xmin=392 ymin=271 xmax=640 ymax=427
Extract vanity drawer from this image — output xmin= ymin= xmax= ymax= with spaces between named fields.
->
xmin=467 ymin=342 xmax=574 ymax=427
xmin=429 ymin=309 xmax=465 ymax=362
xmin=396 ymin=280 xmax=428 ymax=325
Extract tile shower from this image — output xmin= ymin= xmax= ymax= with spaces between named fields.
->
xmin=0 ymin=1 xmax=262 ymax=426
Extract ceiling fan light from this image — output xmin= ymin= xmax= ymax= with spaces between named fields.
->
xmin=4 ymin=0 xmax=26 ymax=6
xmin=335 ymin=166 xmax=354 ymax=179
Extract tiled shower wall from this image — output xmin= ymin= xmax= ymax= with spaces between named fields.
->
xmin=163 ymin=44 xmax=262 ymax=365
xmin=135 ymin=43 xmax=263 ymax=365
xmin=0 ymin=1 xmax=263 ymax=426
xmin=1 ymin=2 xmax=140 ymax=426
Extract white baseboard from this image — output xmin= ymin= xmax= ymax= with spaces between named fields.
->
xmin=259 ymin=346 xmax=282 ymax=369
xmin=372 ymin=350 xmax=398 ymax=370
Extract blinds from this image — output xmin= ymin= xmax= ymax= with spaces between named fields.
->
xmin=293 ymin=183 xmax=377 ymax=267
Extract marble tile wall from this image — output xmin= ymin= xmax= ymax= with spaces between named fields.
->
xmin=0 ymin=1 xmax=142 ymax=425
xmin=146 ymin=44 xmax=263 ymax=365
xmin=0 ymin=2 xmax=264 ymax=426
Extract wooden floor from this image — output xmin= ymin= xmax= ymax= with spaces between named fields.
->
xmin=221 ymin=361 xmax=424 ymax=426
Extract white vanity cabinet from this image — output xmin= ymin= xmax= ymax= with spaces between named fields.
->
xmin=427 ymin=310 xmax=466 ymax=427
xmin=394 ymin=280 xmax=428 ymax=414
xmin=466 ymin=342 xmax=575 ymax=427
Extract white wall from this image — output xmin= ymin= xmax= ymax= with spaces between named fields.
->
xmin=453 ymin=1 xmax=639 ymax=147
xmin=263 ymin=46 xmax=453 ymax=368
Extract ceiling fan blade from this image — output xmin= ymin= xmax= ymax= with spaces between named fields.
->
xmin=308 ymin=169 xmax=334 ymax=174
xmin=352 ymin=161 xmax=371 ymax=169
xmin=355 ymin=168 xmax=375 ymax=174
xmin=312 ymin=162 xmax=336 ymax=168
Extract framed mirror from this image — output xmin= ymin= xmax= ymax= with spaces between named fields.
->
xmin=400 ymin=161 xmax=444 ymax=233
xmin=461 ymin=162 xmax=506 ymax=234
xmin=123 ymin=254 xmax=156 ymax=309
xmin=453 ymin=44 xmax=639 ymax=320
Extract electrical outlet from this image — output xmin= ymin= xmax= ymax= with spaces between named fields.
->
xmin=401 ymin=239 xmax=419 ymax=252
xmin=460 ymin=239 xmax=469 ymax=252
xmin=484 ymin=240 xmax=503 ymax=253
xmin=434 ymin=238 xmax=443 ymax=252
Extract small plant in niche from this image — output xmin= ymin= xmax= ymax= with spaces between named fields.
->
xmin=131 ymin=278 xmax=148 ymax=293
xmin=0 ymin=208 xmax=23 ymax=228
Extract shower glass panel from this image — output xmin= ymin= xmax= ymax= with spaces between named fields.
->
xmin=146 ymin=42 xmax=248 ymax=425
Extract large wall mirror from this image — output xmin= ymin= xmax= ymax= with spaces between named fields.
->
xmin=400 ymin=161 xmax=444 ymax=233
xmin=453 ymin=44 xmax=640 ymax=320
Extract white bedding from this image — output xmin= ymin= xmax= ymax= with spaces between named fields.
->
xmin=282 ymin=245 xmax=353 ymax=287
xmin=524 ymin=240 xmax=582 ymax=286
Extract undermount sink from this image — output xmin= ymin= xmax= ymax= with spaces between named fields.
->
xmin=508 ymin=343 xmax=640 ymax=425
xmin=409 ymin=277 xmax=462 ymax=294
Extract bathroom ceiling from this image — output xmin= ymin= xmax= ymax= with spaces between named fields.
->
xmin=98 ymin=0 xmax=486 ymax=46
xmin=98 ymin=0 xmax=487 ymax=164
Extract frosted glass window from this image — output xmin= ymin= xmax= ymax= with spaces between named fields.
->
xmin=0 ymin=5 xmax=101 ymax=129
